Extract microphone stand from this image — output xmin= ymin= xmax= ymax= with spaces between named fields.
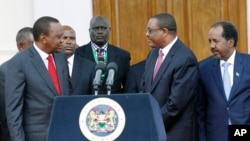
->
xmin=94 ymin=85 xmax=99 ymax=96
xmin=107 ymin=85 xmax=111 ymax=95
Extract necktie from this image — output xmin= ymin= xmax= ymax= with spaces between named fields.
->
xmin=153 ymin=50 xmax=164 ymax=80
xmin=97 ymin=48 xmax=104 ymax=63
xmin=222 ymin=62 xmax=231 ymax=100
xmin=47 ymin=55 xmax=61 ymax=96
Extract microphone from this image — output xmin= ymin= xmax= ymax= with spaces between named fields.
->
xmin=105 ymin=62 xmax=118 ymax=95
xmin=93 ymin=62 xmax=106 ymax=95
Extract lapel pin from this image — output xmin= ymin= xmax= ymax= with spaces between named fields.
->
xmin=236 ymin=72 xmax=239 ymax=77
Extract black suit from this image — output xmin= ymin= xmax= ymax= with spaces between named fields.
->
xmin=71 ymin=54 xmax=96 ymax=95
xmin=75 ymin=42 xmax=131 ymax=94
xmin=0 ymin=61 xmax=11 ymax=141
xmin=124 ymin=60 xmax=146 ymax=93
xmin=141 ymin=39 xmax=199 ymax=141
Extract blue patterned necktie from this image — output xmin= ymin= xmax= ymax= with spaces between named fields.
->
xmin=222 ymin=62 xmax=231 ymax=100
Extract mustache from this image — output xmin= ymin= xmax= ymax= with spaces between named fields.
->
xmin=211 ymin=48 xmax=218 ymax=53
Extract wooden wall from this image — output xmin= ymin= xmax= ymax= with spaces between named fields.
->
xmin=92 ymin=0 xmax=247 ymax=65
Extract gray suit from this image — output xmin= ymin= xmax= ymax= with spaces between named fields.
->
xmin=0 ymin=61 xmax=11 ymax=141
xmin=5 ymin=46 xmax=72 ymax=141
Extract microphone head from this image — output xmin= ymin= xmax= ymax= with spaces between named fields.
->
xmin=95 ymin=62 xmax=106 ymax=72
xmin=107 ymin=62 xmax=118 ymax=72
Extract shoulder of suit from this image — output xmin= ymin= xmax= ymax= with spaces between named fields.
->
xmin=75 ymin=43 xmax=90 ymax=54
xmin=198 ymin=56 xmax=217 ymax=68
xmin=108 ymin=44 xmax=130 ymax=54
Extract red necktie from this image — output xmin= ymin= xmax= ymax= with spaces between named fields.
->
xmin=153 ymin=50 xmax=164 ymax=80
xmin=47 ymin=55 xmax=61 ymax=96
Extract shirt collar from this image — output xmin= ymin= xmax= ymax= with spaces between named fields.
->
xmin=68 ymin=54 xmax=74 ymax=64
xmin=161 ymin=36 xmax=178 ymax=56
xmin=220 ymin=50 xmax=236 ymax=66
xmin=33 ymin=42 xmax=50 ymax=60
xmin=91 ymin=42 xmax=108 ymax=52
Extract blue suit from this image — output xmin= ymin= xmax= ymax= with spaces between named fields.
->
xmin=197 ymin=52 xmax=250 ymax=141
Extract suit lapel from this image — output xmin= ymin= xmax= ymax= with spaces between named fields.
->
xmin=144 ymin=50 xmax=157 ymax=91
xmin=150 ymin=40 xmax=182 ymax=91
xmin=211 ymin=60 xmax=227 ymax=100
xmin=53 ymin=53 xmax=65 ymax=95
xmin=151 ymin=49 xmax=173 ymax=91
xmin=29 ymin=46 xmax=58 ymax=95
xmin=71 ymin=55 xmax=84 ymax=87
xmin=84 ymin=43 xmax=96 ymax=63
xmin=107 ymin=45 xmax=117 ymax=64
xmin=229 ymin=52 xmax=243 ymax=100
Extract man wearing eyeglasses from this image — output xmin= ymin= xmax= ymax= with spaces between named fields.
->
xmin=140 ymin=13 xmax=199 ymax=141
xmin=75 ymin=16 xmax=131 ymax=94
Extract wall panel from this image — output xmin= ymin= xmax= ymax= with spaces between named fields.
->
xmin=93 ymin=0 xmax=247 ymax=64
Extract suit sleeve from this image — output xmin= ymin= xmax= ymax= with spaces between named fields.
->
xmin=121 ymin=52 xmax=131 ymax=92
xmin=161 ymin=56 xmax=199 ymax=128
xmin=5 ymin=57 xmax=25 ymax=141
xmin=196 ymin=78 xmax=207 ymax=141
xmin=124 ymin=67 xmax=137 ymax=93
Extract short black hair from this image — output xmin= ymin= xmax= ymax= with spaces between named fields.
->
xmin=151 ymin=13 xmax=177 ymax=34
xmin=211 ymin=20 xmax=238 ymax=47
xmin=33 ymin=16 xmax=59 ymax=41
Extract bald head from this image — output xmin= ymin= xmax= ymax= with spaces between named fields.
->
xmin=89 ymin=16 xmax=111 ymax=46
xmin=90 ymin=16 xmax=110 ymax=27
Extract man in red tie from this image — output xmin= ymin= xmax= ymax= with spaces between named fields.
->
xmin=5 ymin=16 xmax=72 ymax=141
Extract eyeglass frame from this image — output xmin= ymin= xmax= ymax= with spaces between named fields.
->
xmin=146 ymin=27 xmax=176 ymax=34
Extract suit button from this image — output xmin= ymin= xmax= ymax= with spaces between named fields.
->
xmin=226 ymin=107 xmax=230 ymax=110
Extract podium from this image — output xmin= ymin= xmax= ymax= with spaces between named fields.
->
xmin=47 ymin=93 xmax=167 ymax=141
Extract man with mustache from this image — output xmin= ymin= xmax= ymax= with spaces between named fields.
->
xmin=140 ymin=13 xmax=199 ymax=141
xmin=197 ymin=20 xmax=250 ymax=141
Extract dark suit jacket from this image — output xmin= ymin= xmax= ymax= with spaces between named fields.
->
xmin=124 ymin=60 xmax=146 ymax=93
xmin=141 ymin=39 xmax=199 ymax=141
xmin=5 ymin=46 xmax=72 ymax=141
xmin=0 ymin=61 xmax=11 ymax=141
xmin=197 ymin=52 xmax=250 ymax=141
xmin=75 ymin=42 xmax=131 ymax=94
xmin=71 ymin=54 xmax=95 ymax=95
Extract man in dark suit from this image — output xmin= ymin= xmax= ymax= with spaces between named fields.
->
xmin=0 ymin=27 xmax=33 ymax=141
xmin=124 ymin=60 xmax=146 ymax=93
xmin=60 ymin=25 xmax=95 ymax=95
xmin=197 ymin=20 xmax=250 ymax=141
xmin=140 ymin=13 xmax=199 ymax=141
xmin=75 ymin=16 xmax=131 ymax=94
xmin=5 ymin=16 xmax=72 ymax=141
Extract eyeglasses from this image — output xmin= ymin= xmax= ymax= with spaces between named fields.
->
xmin=146 ymin=28 xmax=163 ymax=34
xmin=91 ymin=26 xmax=109 ymax=31
xmin=146 ymin=27 xmax=176 ymax=34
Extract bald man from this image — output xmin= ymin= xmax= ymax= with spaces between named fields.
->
xmin=60 ymin=25 xmax=95 ymax=95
